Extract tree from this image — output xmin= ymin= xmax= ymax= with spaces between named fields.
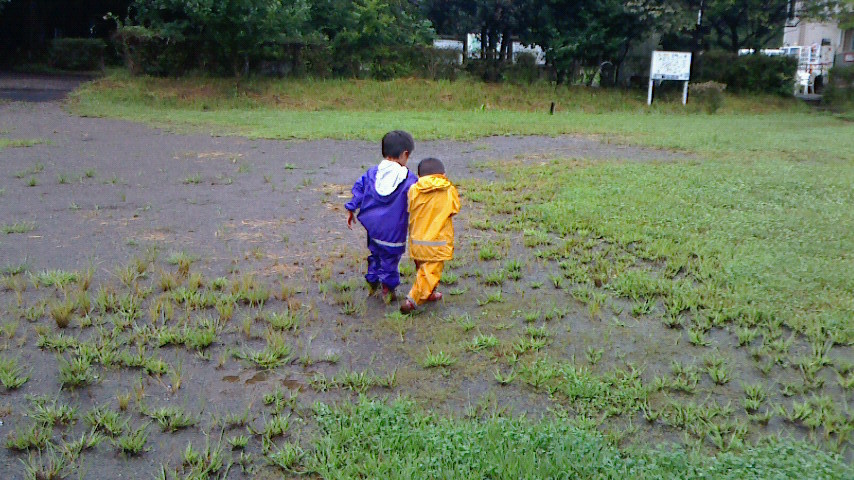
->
xmin=526 ymin=0 xmax=683 ymax=83
xmin=123 ymin=0 xmax=312 ymax=76
xmin=310 ymin=0 xmax=434 ymax=78
xmin=702 ymin=0 xmax=791 ymax=52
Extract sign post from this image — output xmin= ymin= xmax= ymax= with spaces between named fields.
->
xmin=648 ymin=51 xmax=692 ymax=105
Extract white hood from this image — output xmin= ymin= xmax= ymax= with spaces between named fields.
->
xmin=375 ymin=159 xmax=409 ymax=196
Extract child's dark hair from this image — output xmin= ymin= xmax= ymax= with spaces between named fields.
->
xmin=381 ymin=130 xmax=415 ymax=159
xmin=417 ymin=157 xmax=445 ymax=176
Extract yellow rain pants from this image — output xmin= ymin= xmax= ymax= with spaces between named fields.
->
xmin=408 ymin=261 xmax=444 ymax=305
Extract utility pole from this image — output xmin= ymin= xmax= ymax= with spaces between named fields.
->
xmin=690 ymin=0 xmax=705 ymax=79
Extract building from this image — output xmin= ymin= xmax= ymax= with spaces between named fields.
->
xmin=782 ymin=12 xmax=853 ymax=92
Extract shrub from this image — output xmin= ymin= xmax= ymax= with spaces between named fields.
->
xmin=415 ymin=47 xmax=463 ymax=81
xmin=822 ymin=64 xmax=854 ymax=110
xmin=504 ymin=52 xmax=542 ymax=85
xmin=49 ymin=38 xmax=106 ymax=71
xmin=689 ymin=81 xmax=726 ymax=114
xmin=696 ymin=51 xmax=797 ymax=96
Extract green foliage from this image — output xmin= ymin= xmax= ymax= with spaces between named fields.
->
xmin=524 ymin=0 xmax=679 ymax=84
xmin=823 ymin=64 xmax=854 ymax=110
xmin=49 ymin=38 xmax=106 ymax=71
xmin=116 ymin=0 xmax=433 ymax=78
xmin=696 ymin=51 xmax=797 ymax=96
xmin=312 ymin=0 xmax=435 ymax=79
xmin=0 ymin=355 xmax=30 ymax=389
xmin=307 ymin=397 xmax=853 ymax=479
xmin=118 ymin=0 xmax=312 ymax=76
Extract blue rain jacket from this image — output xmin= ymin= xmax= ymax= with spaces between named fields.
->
xmin=345 ymin=165 xmax=417 ymax=254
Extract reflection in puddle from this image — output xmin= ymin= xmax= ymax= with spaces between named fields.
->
xmin=246 ymin=371 xmax=269 ymax=384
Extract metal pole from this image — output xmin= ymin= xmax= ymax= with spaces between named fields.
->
xmin=682 ymin=81 xmax=689 ymax=105
xmin=648 ymin=79 xmax=654 ymax=105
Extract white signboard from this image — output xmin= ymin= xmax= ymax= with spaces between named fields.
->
xmin=651 ymin=51 xmax=692 ymax=81
xmin=648 ymin=51 xmax=692 ymax=105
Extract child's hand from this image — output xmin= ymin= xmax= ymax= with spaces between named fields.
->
xmin=346 ymin=211 xmax=355 ymax=230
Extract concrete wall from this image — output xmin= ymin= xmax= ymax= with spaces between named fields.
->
xmin=783 ymin=20 xmax=843 ymax=51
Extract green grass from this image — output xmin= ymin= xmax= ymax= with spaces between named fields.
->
xmin=69 ymin=73 xmax=839 ymax=150
xmin=0 ymin=138 xmax=47 ymax=149
xmin=307 ymin=397 xmax=852 ymax=479
xmin=471 ymin=156 xmax=854 ymax=345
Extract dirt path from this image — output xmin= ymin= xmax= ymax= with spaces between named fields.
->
xmin=1 ymin=98 xmax=685 ymax=275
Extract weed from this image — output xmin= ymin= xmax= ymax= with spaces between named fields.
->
xmin=167 ymin=251 xmax=196 ymax=276
xmin=736 ymin=327 xmax=758 ymax=346
xmin=144 ymin=404 xmax=198 ymax=432
xmin=85 ymin=405 xmax=128 ymax=437
xmin=234 ymin=331 xmax=292 ymax=369
xmin=707 ymin=364 xmax=732 ymax=385
xmin=523 ymin=310 xmax=541 ymax=323
xmin=440 ymin=271 xmax=459 ymax=285
xmin=48 ymin=297 xmax=75 ymax=328
xmin=478 ymin=245 xmax=500 ymax=261
xmin=183 ymin=173 xmax=203 ymax=184
xmin=19 ymin=443 xmax=69 ymax=479
xmin=266 ymin=308 xmax=301 ymax=331
xmin=688 ymin=328 xmax=710 ymax=346
xmin=0 ymin=356 xmax=30 ymax=389
xmin=62 ymin=429 xmax=106 ymax=459
xmin=268 ymin=441 xmax=304 ymax=472
xmin=585 ymin=347 xmax=604 ymax=365
xmin=482 ymin=270 xmax=505 ymax=286
xmin=58 ymin=355 xmax=96 ymax=388
xmin=229 ymin=434 xmax=249 ymax=450
xmin=469 ymin=334 xmax=500 ymax=351
xmin=630 ymin=299 xmax=655 ymax=317
xmin=421 ymin=349 xmax=457 ymax=368
xmin=27 ymin=395 xmax=77 ymax=426
xmin=493 ymin=368 xmax=517 ymax=385
xmin=114 ymin=423 xmax=151 ymax=455
xmin=476 ymin=290 xmax=503 ymax=306
xmin=5 ymin=423 xmax=51 ymax=451
xmin=31 ymin=270 xmax=79 ymax=290
xmin=526 ymin=325 xmax=552 ymax=339
xmin=117 ymin=391 xmax=131 ymax=411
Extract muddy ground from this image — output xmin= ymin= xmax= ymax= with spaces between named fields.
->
xmin=2 ymin=79 xmax=836 ymax=478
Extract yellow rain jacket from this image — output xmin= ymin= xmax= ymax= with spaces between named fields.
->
xmin=408 ymin=174 xmax=460 ymax=261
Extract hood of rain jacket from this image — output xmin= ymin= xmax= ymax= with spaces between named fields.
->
xmin=345 ymin=163 xmax=417 ymax=253
xmin=408 ymin=174 xmax=460 ymax=261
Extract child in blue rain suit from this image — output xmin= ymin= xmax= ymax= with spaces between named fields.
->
xmin=346 ymin=130 xmax=418 ymax=299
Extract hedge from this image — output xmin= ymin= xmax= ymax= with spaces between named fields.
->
xmin=49 ymin=38 xmax=106 ymax=71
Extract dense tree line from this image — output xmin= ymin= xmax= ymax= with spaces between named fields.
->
xmin=1 ymin=0 xmax=849 ymax=79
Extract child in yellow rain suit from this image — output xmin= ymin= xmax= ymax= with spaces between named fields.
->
xmin=400 ymin=158 xmax=460 ymax=314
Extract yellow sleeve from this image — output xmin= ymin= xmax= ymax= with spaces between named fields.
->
xmin=450 ymin=186 xmax=461 ymax=215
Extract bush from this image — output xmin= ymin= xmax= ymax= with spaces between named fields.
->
xmin=696 ymin=51 xmax=797 ymax=96
xmin=414 ymin=47 xmax=463 ymax=81
xmin=504 ymin=52 xmax=542 ymax=85
xmin=822 ymin=64 xmax=854 ymax=110
xmin=689 ymin=81 xmax=726 ymax=114
xmin=49 ymin=38 xmax=106 ymax=71
xmin=113 ymin=26 xmax=191 ymax=76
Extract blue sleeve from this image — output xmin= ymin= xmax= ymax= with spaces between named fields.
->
xmin=345 ymin=173 xmax=366 ymax=212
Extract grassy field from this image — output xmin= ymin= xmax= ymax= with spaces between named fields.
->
xmin=2 ymin=74 xmax=851 ymax=477
xmin=70 ymin=72 xmax=847 ymax=151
